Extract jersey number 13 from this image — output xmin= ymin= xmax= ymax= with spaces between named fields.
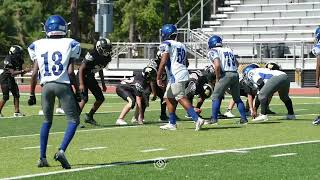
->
xmin=41 ymin=51 xmax=64 ymax=77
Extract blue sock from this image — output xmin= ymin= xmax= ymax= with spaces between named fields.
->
xmin=212 ymin=99 xmax=221 ymax=120
xmin=187 ymin=107 xmax=199 ymax=121
xmin=40 ymin=122 xmax=52 ymax=159
xmin=169 ymin=112 xmax=177 ymax=125
xmin=60 ymin=121 xmax=78 ymax=151
xmin=235 ymin=99 xmax=247 ymax=120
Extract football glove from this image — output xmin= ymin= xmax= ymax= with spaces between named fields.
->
xmin=28 ymin=95 xmax=36 ymax=106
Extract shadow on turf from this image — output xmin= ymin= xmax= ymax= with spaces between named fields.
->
xmin=73 ymin=159 xmax=165 ymax=168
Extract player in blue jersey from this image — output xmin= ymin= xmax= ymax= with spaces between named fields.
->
xmin=28 ymin=15 xmax=81 ymax=169
xmin=242 ymin=65 xmax=295 ymax=122
xmin=311 ymin=27 xmax=320 ymax=125
xmin=157 ymin=24 xmax=204 ymax=131
xmin=207 ymin=35 xmax=248 ymax=125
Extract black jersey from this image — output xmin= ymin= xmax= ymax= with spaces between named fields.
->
xmin=82 ymin=49 xmax=111 ymax=76
xmin=0 ymin=55 xmax=23 ymax=83
xmin=188 ymin=70 xmax=209 ymax=95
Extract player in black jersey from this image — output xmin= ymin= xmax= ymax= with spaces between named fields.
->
xmin=78 ymin=38 xmax=112 ymax=125
xmin=116 ymin=67 xmax=156 ymax=125
xmin=0 ymin=45 xmax=30 ymax=117
xmin=147 ymin=51 xmax=168 ymax=121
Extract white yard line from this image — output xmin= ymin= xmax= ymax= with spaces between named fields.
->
xmin=141 ymin=148 xmax=166 ymax=153
xmin=0 ymin=126 xmax=139 ymax=140
xmin=20 ymin=145 xmax=51 ymax=150
xmin=80 ymin=147 xmax=107 ymax=151
xmin=206 ymin=150 xmax=249 ymax=153
xmin=270 ymin=153 xmax=297 ymax=158
xmin=2 ymin=140 xmax=320 ymax=180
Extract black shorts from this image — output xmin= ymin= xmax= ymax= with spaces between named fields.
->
xmin=116 ymin=84 xmax=136 ymax=109
xmin=80 ymin=75 xmax=104 ymax=102
xmin=1 ymin=78 xmax=20 ymax=100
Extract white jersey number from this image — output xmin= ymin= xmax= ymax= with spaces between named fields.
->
xmin=223 ymin=52 xmax=236 ymax=67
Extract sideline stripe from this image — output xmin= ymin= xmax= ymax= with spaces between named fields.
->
xmin=80 ymin=147 xmax=107 ymax=151
xmin=0 ymin=126 xmax=139 ymax=140
xmin=2 ymin=140 xmax=320 ymax=180
xmin=20 ymin=145 xmax=51 ymax=150
xmin=270 ymin=153 xmax=297 ymax=158
xmin=141 ymin=148 xmax=166 ymax=153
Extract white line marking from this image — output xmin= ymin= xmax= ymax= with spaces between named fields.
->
xmin=270 ymin=153 xmax=297 ymax=158
xmin=20 ymin=145 xmax=52 ymax=150
xmin=141 ymin=148 xmax=166 ymax=153
xmin=294 ymin=109 xmax=308 ymax=111
xmin=206 ymin=150 xmax=249 ymax=153
xmin=80 ymin=147 xmax=107 ymax=151
xmin=0 ymin=126 xmax=139 ymax=140
xmin=2 ymin=140 xmax=320 ymax=180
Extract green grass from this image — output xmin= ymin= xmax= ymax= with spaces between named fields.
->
xmin=0 ymin=94 xmax=319 ymax=179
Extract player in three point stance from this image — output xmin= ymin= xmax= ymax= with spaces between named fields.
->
xmin=115 ymin=66 xmax=155 ymax=125
xmin=311 ymin=27 xmax=320 ymax=125
xmin=28 ymin=15 xmax=81 ymax=169
xmin=78 ymin=38 xmax=112 ymax=125
xmin=207 ymin=35 xmax=248 ymax=125
xmin=242 ymin=64 xmax=295 ymax=122
xmin=0 ymin=45 xmax=30 ymax=117
xmin=157 ymin=24 xmax=205 ymax=131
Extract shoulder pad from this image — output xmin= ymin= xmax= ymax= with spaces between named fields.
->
xmin=84 ymin=52 xmax=94 ymax=61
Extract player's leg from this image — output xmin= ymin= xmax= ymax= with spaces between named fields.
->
xmin=160 ymin=84 xmax=178 ymax=130
xmin=38 ymin=83 xmax=55 ymax=167
xmin=85 ymin=78 xmax=105 ymax=124
xmin=229 ymin=73 xmax=247 ymax=124
xmin=55 ymin=99 xmax=65 ymax=114
xmin=116 ymin=84 xmax=135 ymax=125
xmin=0 ymin=83 xmax=10 ymax=116
xmin=277 ymin=75 xmax=295 ymax=119
xmin=11 ymin=81 xmax=24 ymax=117
xmin=55 ymin=83 xmax=80 ymax=169
xmin=224 ymin=99 xmax=236 ymax=118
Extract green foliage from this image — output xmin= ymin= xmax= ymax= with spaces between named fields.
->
xmin=0 ymin=0 xmax=199 ymax=55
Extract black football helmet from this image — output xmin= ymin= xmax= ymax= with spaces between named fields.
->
xmin=96 ymin=38 xmax=112 ymax=56
xmin=142 ymin=66 xmax=157 ymax=81
xmin=9 ymin=45 xmax=23 ymax=56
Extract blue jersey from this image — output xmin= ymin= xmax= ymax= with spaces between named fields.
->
xmin=159 ymin=40 xmax=189 ymax=83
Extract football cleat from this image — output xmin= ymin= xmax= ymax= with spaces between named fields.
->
xmin=239 ymin=118 xmax=248 ymax=125
xmin=54 ymin=151 xmax=71 ymax=169
xmin=13 ymin=112 xmax=25 ymax=117
xmin=204 ymin=119 xmax=218 ymax=125
xmin=312 ymin=116 xmax=320 ymax=125
xmin=116 ymin=119 xmax=128 ymax=125
xmin=159 ymin=114 xmax=168 ymax=121
xmin=266 ymin=109 xmax=276 ymax=114
xmin=38 ymin=110 xmax=44 ymax=116
xmin=84 ymin=113 xmax=97 ymax=125
xmin=55 ymin=108 xmax=65 ymax=114
xmin=160 ymin=123 xmax=177 ymax=130
xmin=285 ymin=114 xmax=296 ymax=120
xmin=195 ymin=118 xmax=205 ymax=131
xmin=38 ymin=158 xmax=49 ymax=168
xmin=252 ymin=114 xmax=268 ymax=122
xmin=224 ymin=110 xmax=235 ymax=118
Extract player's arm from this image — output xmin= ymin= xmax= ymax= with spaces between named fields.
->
xmin=28 ymin=59 xmax=39 ymax=105
xmin=78 ymin=62 xmax=86 ymax=92
xmin=157 ymin=52 xmax=169 ymax=88
xmin=316 ymin=55 xmax=320 ymax=88
xmin=247 ymin=94 xmax=256 ymax=118
xmin=99 ymin=69 xmax=107 ymax=92
xmin=213 ymin=59 xmax=221 ymax=82
xmin=8 ymin=68 xmax=30 ymax=76
xmin=149 ymin=81 xmax=157 ymax=101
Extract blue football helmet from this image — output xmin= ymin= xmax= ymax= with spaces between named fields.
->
xmin=208 ymin=35 xmax=222 ymax=49
xmin=242 ymin=63 xmax=259 ymax=76
xmin=315 ymin=27 xmax=320 ymax=41
xmin=161 ymin=24 xmax=177 ymax=41
xmin=44 ymin=15 xmax=67 ymax=37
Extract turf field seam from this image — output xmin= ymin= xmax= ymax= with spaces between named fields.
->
xmin=270 ymin=153 xmax=297 ymax=158
xmin=2 ymin=140 xmax=320 ymax=180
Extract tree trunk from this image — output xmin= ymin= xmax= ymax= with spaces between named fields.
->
xmin=15 ymin=10 xmax=26 ymax=47
xmin=70 ymin=0 xmax=79 ymax=40
xmin=177 ymin=0 xmax=184 ymax=17
xmin=163 ymin=0 xmax=169 ymax=24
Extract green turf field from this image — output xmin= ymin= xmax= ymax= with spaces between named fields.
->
xmin=0 ymin=94 xmax=319 ymax=179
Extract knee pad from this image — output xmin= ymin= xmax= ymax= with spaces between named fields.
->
xmin=127 ymin=96 xmax=136 ymax=109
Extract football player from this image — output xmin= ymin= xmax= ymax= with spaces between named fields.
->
xmin=28 ymin=15 xmax=81 ymax=169
xmin=185 ymin=66 xmax=214 ymax=118
xmin=207 ymin=35 xmax=248 ymax=125
xmin=147 ymin=51 xmax=168 ymax=121
xmin=157 ymin=24 xmax=205 ymax=131
xmin=115 ymin=67 xmax=155 ymax=125
xmin=312 ymin=27 xmax=320 ymax=125
xmin=242 ymin=65 xmax=295 ymax=122
xmin=0 ymin=45 xmax=30 ymax=117
xmin=78 ymin=38 xmax=112 ymax=125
